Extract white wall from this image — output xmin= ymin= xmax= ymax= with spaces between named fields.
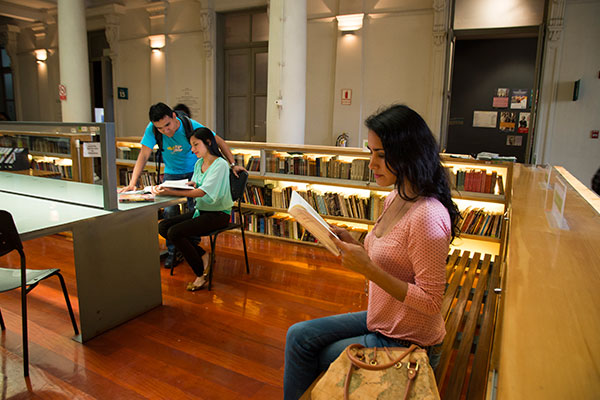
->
xmin=362 ymin=11 xmax=434 ymax=137
xmin=540 ymin=0 xmax=600 ymax=187
xmin=305 ymin=0 xmax=436 ymax=147
xmin=114 ymin=2 xmax=208 ymax=137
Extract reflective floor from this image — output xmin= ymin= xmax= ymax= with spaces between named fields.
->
xmin=0 ymin=233 xmax=366 ymax=399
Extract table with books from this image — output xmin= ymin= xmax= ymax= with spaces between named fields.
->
xmin=0 ymin=172 xmax=184 ymax=342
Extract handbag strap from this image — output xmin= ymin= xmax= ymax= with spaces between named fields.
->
xmin=345 ymin=343 xmax=419 ymax=370
xmin=343 ymin=344 xmax=420 ymax=400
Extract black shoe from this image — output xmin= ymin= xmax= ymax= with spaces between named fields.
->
xmin=174 ymin=252 xmax=184 ymax=266
xmin=164 ymin=252 xmax=176 ymax=269
xmin=165 ymin=251 xmax=184 ymax=269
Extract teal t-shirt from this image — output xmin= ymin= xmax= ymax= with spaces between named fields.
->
xmin=140 ymin=117 xmax=209 ymax=175
xmin=192 ymin=157 xmax=233 ymax=217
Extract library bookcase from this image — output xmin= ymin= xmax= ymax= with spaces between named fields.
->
xmin=115 ymin=138 xmax=513 ymax=263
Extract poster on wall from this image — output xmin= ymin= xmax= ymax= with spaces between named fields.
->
xmin=493 ymin=88 xmax=509 ymax=108
xmin=506 ymin=135 xmax=523 ymax=146
xmin=499 ymin=112 xmax=516 ymax=131
xmin=517 ymin=112 xmax=530 ymax=133
xmin=510 ymin=89 xmax=528 ymax=109
xmin=473 ymin=111 xmax=498 ymax=128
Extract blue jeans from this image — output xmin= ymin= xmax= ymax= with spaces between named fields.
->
xmin=283 ymin=311 xmax=442 ymax=400
xmin=162 ymin=172 xmax=194 ymax=255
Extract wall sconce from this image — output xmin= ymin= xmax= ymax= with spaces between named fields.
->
xmin=336 ymin=13 xmax=364 ymax=34
xmin=149 ymin=34 xmax=165 ymax=52
xmin=34 ymin=49 xmax=47 ymax=62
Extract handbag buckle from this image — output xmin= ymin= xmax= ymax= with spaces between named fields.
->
xmin=394 ymin=362 xmax=402 ymax=369
xmin=407 ymin=361 xmax=419 ymax=371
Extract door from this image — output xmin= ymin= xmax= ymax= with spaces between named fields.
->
xmin=220 ymin=9 xmax=268 ymax=142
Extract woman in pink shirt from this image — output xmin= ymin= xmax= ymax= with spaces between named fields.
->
xmin=283 ymin=105 xmax=461 ymax=399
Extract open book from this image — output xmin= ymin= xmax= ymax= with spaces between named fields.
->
xmin=287 ymin=191 xmax=340 ymax=256
xmin=120 ymin=179 xmax=191 ymax=194
xmin=118 ymin=179 xmax=191 ymax=202
xmin=158 ymin=179 xmax=192 ymax=190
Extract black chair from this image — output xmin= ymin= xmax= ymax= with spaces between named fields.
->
xmin=0 ymin=210 xmax=79 ymax=376
xmin=170 ymin=170 xmax=250 ymax=291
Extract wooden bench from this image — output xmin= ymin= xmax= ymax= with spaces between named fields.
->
xmin=435 ymin=249 xmax=502 ymax=400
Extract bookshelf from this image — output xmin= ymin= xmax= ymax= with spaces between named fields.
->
xmin=114 ymin=138 xmax=513 ymax=259
xmin=226 ymin=142 xmax=513 ymax=259
xmin=0 ymin=129 xmax=96 ymax=183
xmin=115 ymin=137 xmax=161 ymax=186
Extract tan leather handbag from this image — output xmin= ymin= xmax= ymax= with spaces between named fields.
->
xmin=309 ymin=344 xmax=440 ymax=400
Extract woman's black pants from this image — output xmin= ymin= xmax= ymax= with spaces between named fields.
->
xmin=158 ymin=211 xmax=230 ymax=276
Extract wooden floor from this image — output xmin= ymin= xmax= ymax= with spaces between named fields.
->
xmin=0 ymin=233 xmax=367 ymax=399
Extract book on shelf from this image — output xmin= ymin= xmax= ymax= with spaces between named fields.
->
xmin=452 ymin=169 xmax=503 ymax=195
xmin=264 ymin=151 xmax=371 ymax=182
xmin=0 ymin=147 xmax=30 ymax=170
xmin=233 ymin=209 xmax=369 ymax=245
xmin=121 ymin=169 xmax=158 ymax=187
xmin=245 ymin=156 xmax=261 ymax=172
xmin=30 ymin=158 xmax=73 ymax=179
xmin=245 ymin=184 xmax=384 ymax=222
xmin=287 ymin=190 xmax=341 ymax=256
xmin=458 ymin=207 xmax=502 ymax=238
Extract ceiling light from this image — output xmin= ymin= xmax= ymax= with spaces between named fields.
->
xmin=149 ymin=34 xmax=165 ymax=51
xmin=336 ymin=13 xmax=364 ymax=32
xmin=34 ymin=49 xmax=47 ymax=62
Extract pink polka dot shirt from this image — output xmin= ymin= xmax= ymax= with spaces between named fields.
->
xmin=364 ymin=191 xmax=450 ymax=347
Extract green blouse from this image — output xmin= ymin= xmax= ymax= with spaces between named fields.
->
xmin=191 ymin=157 xmax=233 ymax=217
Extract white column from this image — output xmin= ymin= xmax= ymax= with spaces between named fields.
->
xmin=147 ymin=4 xmax=168 ymax=105
xmin=534 ymin=0 xmax=566 ymax=165
xmin=429 ymin=0 xmax=449 ymax=142
xmin=58 ymin=0 xmax=92 ymax=122
xmin=266 ymin=0 xmax=306 ymax=144
xmin=200 ymin=0 xmax=216 ymax=129
xmin=104 ymin=12 xmax=121 ymax=128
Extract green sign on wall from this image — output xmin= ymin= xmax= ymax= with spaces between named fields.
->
xmin=117 ymin=87 xmax=128 ymax=99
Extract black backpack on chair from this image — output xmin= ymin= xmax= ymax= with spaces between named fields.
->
xmin=153 ymin=110 xmax=194 ymax=184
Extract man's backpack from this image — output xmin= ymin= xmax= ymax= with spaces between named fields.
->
xmin=153 ymin=110 xmax=193 ymax=184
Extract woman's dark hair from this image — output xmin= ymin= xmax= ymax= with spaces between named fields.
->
xmin=365 ymin=104 xmax=461 ymax=240
xmin=173 ymin=103 xmax=191 ymax=118
xmin=190 ymin=127 xmax=223 ymax=159
xmin=148 ymin=102 xmax=174 ymax=122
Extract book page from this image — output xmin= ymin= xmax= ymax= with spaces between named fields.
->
xmin=287 ymin=191 xmax=340 ymax=256
xmin=160 ymin=179 xmax=191 ymax=190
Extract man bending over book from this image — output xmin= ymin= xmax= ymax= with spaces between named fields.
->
xmin=118 ymin=102 xmax=245 ymax=269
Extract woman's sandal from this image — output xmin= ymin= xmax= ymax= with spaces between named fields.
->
xmin=186 ymin=275 xmax=208 ymax=292
xmin=186 ymin=274 xmax=209 ymax=291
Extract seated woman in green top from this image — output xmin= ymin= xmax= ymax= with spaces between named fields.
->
xmin=154 ymin=127 xmax=234 ymax=291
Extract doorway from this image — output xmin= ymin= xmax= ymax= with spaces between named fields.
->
xmin=88 ymin=30 xmax=113 ymax=123
xmin=217 ymin=8 xmax=268 ymax=142
xmin=445 ymin=33 xmax=540 ymax=162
